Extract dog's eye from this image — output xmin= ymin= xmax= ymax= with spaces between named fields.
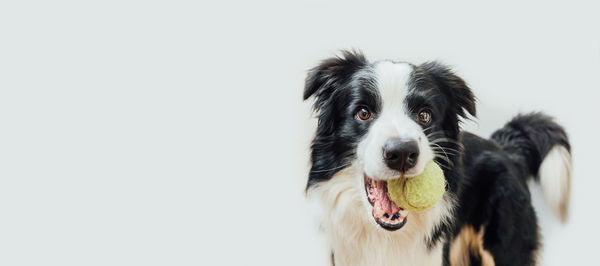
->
xmin=355 ymin=107 xmax=372 ymax=121
xmin=417 ymin=110 xmax=432 ymax=124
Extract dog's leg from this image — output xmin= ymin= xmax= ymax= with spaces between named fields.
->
xmin=479 ymin=181 xmax=540 ymax=266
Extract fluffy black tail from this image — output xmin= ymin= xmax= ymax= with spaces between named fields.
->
xmin=491 ymin=112 xmax=572 ymax=222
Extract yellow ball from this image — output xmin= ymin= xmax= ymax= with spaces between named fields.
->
xmin=387 ymin=161 xmax=446 ymax=211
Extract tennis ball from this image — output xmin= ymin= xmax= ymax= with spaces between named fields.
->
xmin=387 ymin=161 xmax=446 ymax=212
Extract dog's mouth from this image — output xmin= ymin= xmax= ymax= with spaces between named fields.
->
xmin=364 ymin=175 xmax=409 ymax=231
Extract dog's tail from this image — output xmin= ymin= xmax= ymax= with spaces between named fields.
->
xmin=491 ymin=112 xmax=572 ymax=223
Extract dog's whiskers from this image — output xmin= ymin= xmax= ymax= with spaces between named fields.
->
xmin=434 ymin=153 xmax=454 ymax=166
xmin=430 ymin=142 xmax=455 ymax=168
xmin=434 ymin=157 xmax=453 ymax=170
xmin=430 ymin=138 xmax=463 ymax=146
xmin=431 ymin=147 xmax=460 ymax=154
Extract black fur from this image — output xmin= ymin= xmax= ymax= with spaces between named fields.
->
xmin=451 ymin=113 xmax=570 ymax=266
xmin=491 ymin=113 xmax=571 ymax=178
xmin=304 ymin=50 xmax=376 ymax=189
xmin=304 ymin=50 xmax=571 ymax=266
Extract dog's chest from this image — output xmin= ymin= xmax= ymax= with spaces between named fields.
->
xmin=330 ymin=235 xmax=443 ymax=266
xmin=309 ymin=169 xmax=449 ymax=266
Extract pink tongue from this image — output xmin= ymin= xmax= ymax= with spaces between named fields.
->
xmin=391 ymin=200 xmax=400 ymax=214
xmin=375 ymin=180 xmax=398 ymax=215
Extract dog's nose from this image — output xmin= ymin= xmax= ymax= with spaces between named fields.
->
xmin=382 ymin=138 xmax=419 ymax=172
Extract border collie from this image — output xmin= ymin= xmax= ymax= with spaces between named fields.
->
xmin=303 ymin=50 xmax=571 ymax=266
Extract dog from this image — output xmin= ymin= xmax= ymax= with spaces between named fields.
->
xmin=303 ymin=50 xmax=571 ymax=266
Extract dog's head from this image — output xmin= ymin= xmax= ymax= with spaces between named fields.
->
xmin=304 ymin=50 xmax=475 ymax=231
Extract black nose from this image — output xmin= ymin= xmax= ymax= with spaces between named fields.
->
xmin=382 ymin=138 xmax=419 ymax=172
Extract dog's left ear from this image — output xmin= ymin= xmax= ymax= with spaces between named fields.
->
xmin=420 ymin=61 xmax=476 ymax=119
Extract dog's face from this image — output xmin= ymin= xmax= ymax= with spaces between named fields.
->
xmin=304 ymin=51 xmax=475 ymax=231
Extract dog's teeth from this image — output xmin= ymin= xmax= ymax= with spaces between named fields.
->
xmin=375 ymin=205 xmax=385 ymax=217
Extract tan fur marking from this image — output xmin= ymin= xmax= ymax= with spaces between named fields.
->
xmin=449 ymin=225 xmax=495 ymax=266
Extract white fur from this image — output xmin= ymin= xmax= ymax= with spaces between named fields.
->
xmin=308 ymin=61 xmax=452 ymax=265
xmin=538 ymin=145 xmax=572 ymax=222
xmin=308 ymin=164 xmax=454 ymax=266
xmin=359 ymin=61 xmax=434 ymax=181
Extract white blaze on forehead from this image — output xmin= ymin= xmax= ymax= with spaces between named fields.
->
xmin=373 ymin=61 xmax=413 ymax=112
xmin=358 ymin=60 xmax=433 ymax=180
xmin=372 ymin=61 xmax=418 ymax=139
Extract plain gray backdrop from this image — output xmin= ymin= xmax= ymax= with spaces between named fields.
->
xmin=1 ymin=1 xmax=599 ymax=265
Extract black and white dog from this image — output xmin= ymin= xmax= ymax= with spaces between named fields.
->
xmin=303 ymin=50 xmax=571 ymax=266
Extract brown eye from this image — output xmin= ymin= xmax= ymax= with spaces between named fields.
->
xmin=356 ymin=107 xmax=372 ymax=120
xmin=417 ymin=110 xmax=432 ymax=124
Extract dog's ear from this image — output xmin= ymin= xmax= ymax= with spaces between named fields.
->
xmin=303 ymin=50 xmax=367 ymax=110
xmin=420 ymin=61 xmax=476 ymax=119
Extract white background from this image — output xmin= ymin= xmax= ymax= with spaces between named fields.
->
xmin=1 ymin=1 xmax=599 ymax=265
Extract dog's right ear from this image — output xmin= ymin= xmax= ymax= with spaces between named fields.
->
xmin=303 ymin=50 xmax=367 ymax=110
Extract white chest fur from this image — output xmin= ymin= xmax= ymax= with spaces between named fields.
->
xmin=308 ymin=166 xmax=451 ymax=266
xmin=331 ymin=234 xmax=443 ymax=266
